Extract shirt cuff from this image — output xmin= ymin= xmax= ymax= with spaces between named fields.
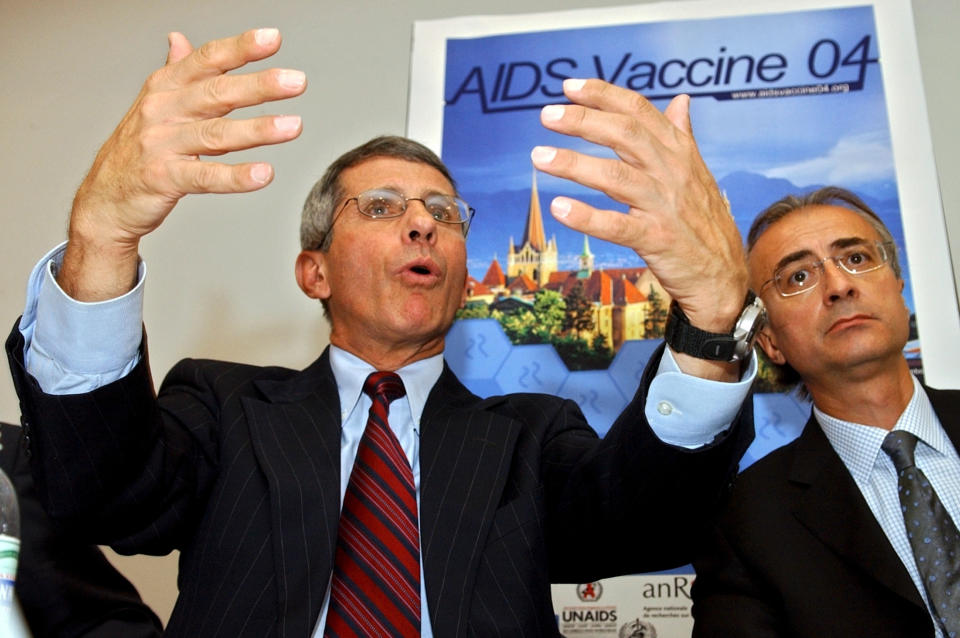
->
xmin=21 ymin=242 xmax=145 ymax=394
xmin=645 ymin=347 xmax=756 ymax=448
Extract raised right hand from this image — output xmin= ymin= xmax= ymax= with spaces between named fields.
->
xmin=531 ymin=79 xmax=748 ymax=381
xmin=60 ymin=28 xmax=306 ymax=301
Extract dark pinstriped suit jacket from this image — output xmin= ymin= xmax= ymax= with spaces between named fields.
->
xmin=7 ymin=328 xmax=752 ymax=638
xmin=691 ymin=386 xmax=960 ymax=638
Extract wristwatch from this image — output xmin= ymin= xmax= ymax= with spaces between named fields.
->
xmin=664 ymin=292 xmax=766 ymax=362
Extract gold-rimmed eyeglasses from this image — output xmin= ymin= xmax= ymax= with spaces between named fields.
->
xmin=323 ymin=187 xmax=475 ymax=247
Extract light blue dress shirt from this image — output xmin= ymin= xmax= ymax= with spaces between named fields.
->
xmin=817 ymin=375 xmax=960 ymax=638
xmin=19 ymin=242 xmax=755 ymax=634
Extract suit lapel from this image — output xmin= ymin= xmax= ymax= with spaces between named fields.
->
xmin=418 ymin=365 xmax=522 ymax=637
xmin=788 ymin=414 xmax=925 ymax=608
xmin=927 ymin=386 xmax=960 ymax=448
xmin=244 ymin=349 xmax=342 ymax=638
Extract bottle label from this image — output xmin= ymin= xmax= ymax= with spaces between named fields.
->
xmin=0 ymin=534 xmax=18 ymax=578
xmin=0 ymin=534 xmax=19 ymax=627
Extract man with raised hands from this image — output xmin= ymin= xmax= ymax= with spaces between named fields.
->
xmin=8 ymin=29 xmax=757 ymax=637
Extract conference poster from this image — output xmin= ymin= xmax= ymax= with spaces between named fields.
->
xmin=408 ymin=1 xmax=955 ymax=634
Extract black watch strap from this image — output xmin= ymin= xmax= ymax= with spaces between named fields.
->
xmin=664 ymin=292 xmax=765 ymax=362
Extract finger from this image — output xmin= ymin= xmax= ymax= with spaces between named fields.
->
xmin=173 ymin=67 xmax=306 ymax=119
xmin=165 ymin=32 xmax=194 ymax=65
xmin=166 ymin=159 xmax=276 ymax=194
xmin=562 ymin=78 xmax=662 ymax=121
xmin=173 ymin=114 xmax=303 ymax=156
xmin=539 ymin=101 xmax=668 ymax=169
xmin=662 ymin=94 xmax=692 ymax=135
xmin=547 ymin=196 xmax=649 ymax=249
xmin=156 ymin=28 xmax=283 ymax=89
xmin=530 ymin=145 xmax=656 ymax=212
xmin=546 ymin=79 xmax=678 ymax=145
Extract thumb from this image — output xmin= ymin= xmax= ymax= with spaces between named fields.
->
xmin=664 ymin=93 xmax=692 ymax=134
xmin=165 ymin=32 xmax=194 ymax=65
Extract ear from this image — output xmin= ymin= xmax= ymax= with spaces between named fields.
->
xmin=899 ymin=277 xmax=911 ymax=315
xmin=755 ymin=326 xmax=787 ymax=366
xmin=295 ymin=250 xmax=332 ymax=301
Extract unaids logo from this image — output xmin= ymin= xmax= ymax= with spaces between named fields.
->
xmin=576 ymin=581 xmax=603 ymax=602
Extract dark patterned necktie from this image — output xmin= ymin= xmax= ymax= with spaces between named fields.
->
xmin=882 ymin=430 xmax=960 ymax=637
xmin=325 ymin=371 xmax=420 ymax=637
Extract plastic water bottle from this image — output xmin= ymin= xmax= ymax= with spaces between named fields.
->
xmin=0 ymin=439 xmax=20 ymax=633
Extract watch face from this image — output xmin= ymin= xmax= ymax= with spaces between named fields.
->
xmin=732 ymin=297 xmax=767 ymax=360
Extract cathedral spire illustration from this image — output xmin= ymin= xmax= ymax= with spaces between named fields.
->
xmin=508 ymin=168 xmax=557 ymax=286
xmin=523 ymin=170 xmax=547 ymax=251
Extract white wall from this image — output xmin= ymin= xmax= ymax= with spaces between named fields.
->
xmin=1 ymin=0 xmax=957 ymax=624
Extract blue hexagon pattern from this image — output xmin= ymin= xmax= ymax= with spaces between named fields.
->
xmin=445 ymin=319 xmax=512 ymax=380
xmin=740 ymin=392 xmax=812 ymax=471
xmin=495 ymin=344 xmax=569 ymax=396
xmin=557 ymin=370 xmax=628 ymax=437
xmin=608 ymin=340 xmax=664 ymax=399
xmin=446 ymin=319 xmax=814 ymax=461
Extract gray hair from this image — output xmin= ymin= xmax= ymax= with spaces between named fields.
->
xmin=747 ymin=186 xmax=903 ymax=394
xmin=300 ymin=135 xmax=458 ymax=251
xmin=747 ymin=185 xmax=901 ymax=278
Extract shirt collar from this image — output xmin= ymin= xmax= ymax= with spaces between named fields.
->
xmin=816 ymin=374 xmax=946 ymax=484
xmin=328 ymin=345 xmax=444 ymax=432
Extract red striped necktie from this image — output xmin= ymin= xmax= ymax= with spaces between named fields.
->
xmin=324 ymin=371 xmax=420 ymax=638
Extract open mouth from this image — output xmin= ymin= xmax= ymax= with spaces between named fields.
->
xmin=399 ymin=258 xmax=442 ymax=285
xmin=402 ymin=257 xmax=440 ymax=277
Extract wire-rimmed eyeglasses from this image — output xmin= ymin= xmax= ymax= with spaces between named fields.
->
xmin=327 ymin=187 xmax=474 ymax=243
xmin=759 ymin=240 xmax=894 ymax=297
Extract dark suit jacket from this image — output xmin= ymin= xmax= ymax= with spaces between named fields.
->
xmin=691 ymin=385 xmax=960 ymax=638
xmin=7 ymin=326 xmax=752 ymax=638
xmin=0 ymin=422 xmax=162 ymax=638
